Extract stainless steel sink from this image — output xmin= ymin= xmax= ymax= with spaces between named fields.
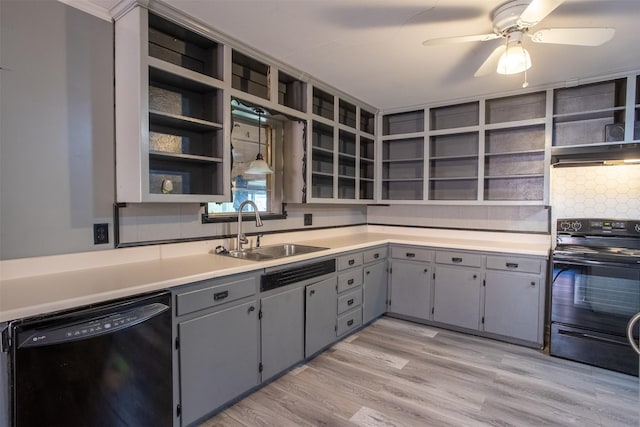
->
xmin=224 ymin=244 xmax=327 ymax=261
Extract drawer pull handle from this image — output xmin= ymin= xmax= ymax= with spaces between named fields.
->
xmin=531 ymin=281 xmax=536 ymax=287
xmin=506 ymin=262 xmax=519 ymax=269
xmin=406 ymin=253 xmax=416 ymax=258
xmin=248 ymin=306 xmax=255 ymax=313
xmin=452 ymin=257 xmax=463 ymax=263
xmin=348 ymin=259 xmax=355 ymax=265
xmin=347 ymin=298 xmax=354 ymax=306
xmin=374 ymin=253 xmax=380 ymax=259
xmin=309 ymin=290 xmax=315 ymax=296
xmin=347 ymin=319 xmax=354 ymax=326
xmin=213 ymin=291 xmax=229 ymax=301
xmin=366 ymin=271 xmax=370 ymax=275
xmin=348 ymin=278 xmax=354 ymax=285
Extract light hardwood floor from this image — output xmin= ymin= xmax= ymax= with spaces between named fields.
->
xmin=200 ymin=317 xmax=639 ymax=426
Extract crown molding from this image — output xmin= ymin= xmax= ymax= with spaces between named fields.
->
xmin=58 ymin=0 xmax=114 ymax=21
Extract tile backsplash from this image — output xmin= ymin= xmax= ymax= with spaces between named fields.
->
xmin=551 ymin=164 xmax=640 ymax=220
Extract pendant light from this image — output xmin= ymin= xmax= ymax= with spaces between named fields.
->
xmin=244 ymin=108 xmax=274 ymax=175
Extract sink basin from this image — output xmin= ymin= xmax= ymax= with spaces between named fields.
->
xmin=224 ymin=244 xmax=327 ymax=261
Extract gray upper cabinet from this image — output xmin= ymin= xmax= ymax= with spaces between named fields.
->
xmin=115 ymin=6 xmax=229 ymax=203
xmin=305 ymin=276 xmax=338 ymax=357
xmin=260 ymin=286 xmax=304 ymax=382
xmin=304 ymin=87 xmax=377 ymax=203
xmin=178 ymin=299 xmax=259 ymax=426
xmin=380 ymin=92 xmax=549 ymax=204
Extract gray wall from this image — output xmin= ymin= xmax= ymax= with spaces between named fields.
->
xmin=0 ymin=1 xmax=114 ymax=259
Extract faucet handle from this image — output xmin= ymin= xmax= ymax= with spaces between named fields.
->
xmin=256 ymin=234 xmax=263 ymax=248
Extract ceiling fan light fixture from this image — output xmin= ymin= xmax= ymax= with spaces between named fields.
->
xmin=496 ymin=40 xmax=532 ymax=75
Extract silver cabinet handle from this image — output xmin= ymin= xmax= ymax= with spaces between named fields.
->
xmin=626 ymin=312 xmax=640 ymax=356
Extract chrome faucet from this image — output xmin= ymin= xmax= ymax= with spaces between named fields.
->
xmin=236 ymin=200 xmax=263 ymax=251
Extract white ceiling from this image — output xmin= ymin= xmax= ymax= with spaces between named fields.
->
xmin=92 ymin=0 xmax=640 ymax=111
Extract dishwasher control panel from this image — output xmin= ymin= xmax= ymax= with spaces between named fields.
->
xmin=16 ymin=302 xmax=168 ymax=348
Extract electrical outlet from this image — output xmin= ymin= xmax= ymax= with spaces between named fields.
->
xmin=304 ymin=213 xmax=312 ymax=226
xmin=93 ymin=223 xmax=109 ymax=245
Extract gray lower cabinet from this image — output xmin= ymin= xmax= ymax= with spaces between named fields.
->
xmin=260 ymin=286 xmax=304 ymax=381
xmin=363 ymin=260 xmax=388 ymax=324
xmin=484 ymin=271 xmax=541 ymax=343
xmin=305 ymin=276 xmax=338 ymax=357
xmin=389 ymin=259 xmax=432 ymax=320
xmin=433 ymin=265 xmax=482 ymax=330
xmin=178 ymin=299 xmax=260 ymax=426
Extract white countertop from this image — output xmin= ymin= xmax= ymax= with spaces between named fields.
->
xmin=0 ymin=227 xmax=550 ymax=323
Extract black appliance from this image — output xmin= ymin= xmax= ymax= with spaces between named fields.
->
xmin=8 ymin=291 xmax=173 ymax=427
xmin=551 ymin=142 xmax=640 ymax=167
xmin=551 ymin=218 xmax=640 ymax=376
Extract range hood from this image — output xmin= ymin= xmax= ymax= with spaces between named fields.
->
xmin=551 ymin=142 xmax=640 ymax=167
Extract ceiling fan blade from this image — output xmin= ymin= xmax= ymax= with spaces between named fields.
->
xmin=518 ymin=0 xmax=565 ymax=28
xmin=529 ymin=28 xmax=615 ymax=46
xmin=422 ymin=33 xmax=500 ymax=46
xmin=474 ymin=45 xmax=506 ymax=77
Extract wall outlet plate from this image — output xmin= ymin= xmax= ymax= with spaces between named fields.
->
xmin=94 ymin=223 xmax=109 ymax=244
xmin=304 ymin=214 xmax=312 ymax=226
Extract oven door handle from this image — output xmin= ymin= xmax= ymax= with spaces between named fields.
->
xmin=626 ymin=312 xmax=640 ymax=356
xmin=553 ymin=257 xmax=638 ymax=269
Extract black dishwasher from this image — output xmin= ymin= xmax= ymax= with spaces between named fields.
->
xmin=8 ymin=291 xmax=173 ymax=427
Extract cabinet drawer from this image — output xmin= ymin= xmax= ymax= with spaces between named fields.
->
xmin=435 ymin=251 xmax=481 ymax=268
xmin=486 ymin=256 xmax=542 ymax=274
xmin=176 ymin=276 xmax=257 ymax=316
xmin=337 ymin=253 xmax=363 ymax=270
xmin=338 ymin=269 xmax=363 ymax=293
xmin=391 ymin=246 xmax=433 ymax=262
xmin=364 ymin=247 xmax=388 ymax=264
xmin=337 ymin=307 xmax=363 ymax=336
xmin=337 ymin=289 xmax=362 ymax=315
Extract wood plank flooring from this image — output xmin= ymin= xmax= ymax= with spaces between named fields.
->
xmin=199 ymin=317 xmax=639 ymax=426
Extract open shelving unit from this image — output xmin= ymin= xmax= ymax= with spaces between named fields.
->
xmin=306 ymin=86 xmax=377 ymax=203
xmin=483 ymin=92 xmax=546 ymax=201
xmin=552 ymin=79 xmax=627 ymax=147
xmin=116 ymin=8 xmax=229 ymax=202
xmin=380 ymin=92 xmax=549 ymax=204
xmin=380 ymin=110 xmax=425 ymax=201
xmin=429 ymin=102 xmax=480 ymax=201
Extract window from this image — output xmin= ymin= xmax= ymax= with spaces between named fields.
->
xmin=204 ymin=100 xmax=290 ymax=222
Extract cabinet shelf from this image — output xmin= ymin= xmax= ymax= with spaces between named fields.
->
xmin=382 ymin=158 xmax=423 ymax=163
xmin=149 ymin=150 xmax=222 ymax=164
xmin=149 ymin=57 xmax=223 ymax=91
xmin=429 ymin=176 xmax=477 ymax=181
xmin=149 ymin=110 xmax=223 ymax=132
xmin=382 ymin=178 xmax=423 ymax=182
xmin=553 ymin=107 xmax=625 ymax=124
xmin=485 ymin=149 xmax=544 ymax=157
xmin=485 ymin=173 xmax=544 ymax=179
xmin=484 ymin=118 xmax=545 ymax=130
xmin=312 ymin=171 xmax=333 ymax=178
xmin=429 ymin=154 xmax=478 ymax=161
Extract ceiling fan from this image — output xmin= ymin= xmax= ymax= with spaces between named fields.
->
xmin=422 ymin=0 xmax=615 ymax=79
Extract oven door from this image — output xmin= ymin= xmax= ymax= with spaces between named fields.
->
xmin=551 ymin=258 xmax=640 ymax=375
xmin=552 ymin=258 xmax=640 ymax=336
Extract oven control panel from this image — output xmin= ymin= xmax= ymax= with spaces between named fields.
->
xmin=558 ymin=218 xmax=640 ymax=236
